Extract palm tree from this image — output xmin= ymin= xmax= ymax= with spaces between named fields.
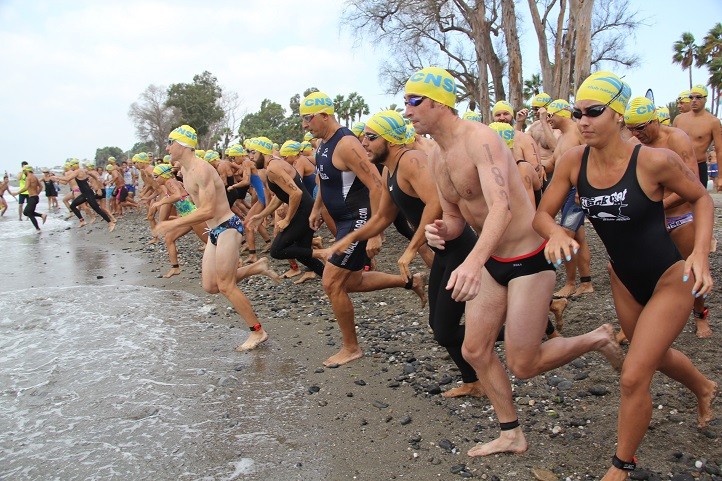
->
xmin=347 ymin=92 xmax=370 ymax=122
xmin=523 ymin=74 xmax=543 ymax=100
xmin=333 ymin=94 xmax=352 ymax=127
xmin=672 ymin=32 xmax=700 ymax=88
xmin=702 ymin=23 xmax=722 ymax=116
xmin=708 ymin=57 xmax=722 ymax=116
xmin=381 ymin=104 xmax=404 ymax=113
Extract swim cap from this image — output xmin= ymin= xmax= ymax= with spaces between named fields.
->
xmin=168 ymin=124 xmax=198 ymax=148
xmin=656 ymin=106 xmax=671 ymax=125
xmin=575 ymin=71 xmax=631 ymax=115
xmin=303 ymin=132 xmax=314 ymax=141
xmin=488 ymin=122 xmax=515 ymax=149
xmin=677 ymin=90 xmax=691 ymax=103
xmin=547 ymin=99 xmax=572 ymax=118
xmin=366 ymin=110 xmax=408 ymax=145
xmin=23 ymin=165 xmax=34 ymax=172
xmin=107 ymin=156 xmax=117 ymax=164
xmin=299 ymin=92 xmax=334 ymax=115
xmin=132 ymin=152 xmax=150 ymax=164
xmin=162 ymin=155 xmax=171 ymax=163
xmin=226 ymin=145 xmax=247 ymax=157
xmin=300 ymin=141 xmax=313 ymax=152
xmin=690 ymin=84 xmax=708 ymax=97
xmin=195 ymin=149 xmax=206 ymax=159
xmin=404 ymin=124 xmax=417 ymax=145
xmin=68 ymin=158 xmax=80 ymax=167
xmin=153 ymin=164 xmax=174 ymax=179
xmin=106 ymin=164 xmax=115 ymax=171
xmin=204 ymin=150 xmax=220 ymax=162
xmin=272 ymin=143 xmax=279 ymax=151
xmin=404 ymin=67 xmax=457 ymax=108
xmin=351 ymin=121 xmax=366 ymax=138
xmin=624 ymin=97 xmax=656 ymax=125
xmin=280 ymin=140 xmax=302 ymax=157
xmin=492 ymin=100 xmax=514 ymax=116
xmin=251 ymin=137 xmax=274 ymax=155
xmin=531 ymin=93 xmax=553 ymax=108
xmin=85 ymin=161 xmax=96 ymax=168
xmin=462 ymin=111 xmax=482 ymax=122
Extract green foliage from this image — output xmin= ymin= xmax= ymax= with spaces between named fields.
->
xmin=130 ymin=141 xmax=155 ymax=156
xmin=237 ymin=99 xmax=304 ymax=144
xmin=95 ymin=146 xmax=125 ymax=164
xmin=166 ymin=71 xmax=224 ymax=139
xmin=523 ymin=74 xmax=542 ymax=100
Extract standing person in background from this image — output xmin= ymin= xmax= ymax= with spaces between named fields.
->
xmin=0 ymin=173 xmax=16 ymax=216
xmin=42 ymin=170 xmax=59 ymax=211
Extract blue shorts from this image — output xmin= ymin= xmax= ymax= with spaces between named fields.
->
xmin=560 ymin=187 xmax=585 ymax=232
xmin=105 ymin=187 xmax=114 ymax=199
xmin=209 ymin=215 xmax=245 ymax=246
xmin=126 ymin=185 xmax=136 ymax=194
xmin=328 ymin=212 xmax=370 ymax=271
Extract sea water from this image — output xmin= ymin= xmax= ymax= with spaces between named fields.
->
xmin=0 ymin=198 xmax=327 ymax=480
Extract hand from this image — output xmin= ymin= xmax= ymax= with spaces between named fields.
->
xmin=309 ymin=209 xmax=323 ymax=230
xmin=538 ymin=107 xmax=548 ymax=121
xmin=446 ymin=258 xmax=483 ymax=302
xmin=516 ymin=109 xmax=528 ymax=123
xmin=544 ymin=230 xmax=579 ymax=267
xmin=276 ymin=218 xmax=289 ymax=231
xmin=227 ymin=185 xmax=234 ymax=192
xmin=153 ymin=220 xmax=171 ymax=237
xmin=366 ymin=235 xmax=382 ymax=259
xmin=246 ymin=213 xmax=262 ymax=229
xmin=397 ymin=247 xmax=415 ymax=283
xmin=684 ymin=250 xmax=713 ymax=299
xmin=425 ymin=219 xmax=448 ymax=250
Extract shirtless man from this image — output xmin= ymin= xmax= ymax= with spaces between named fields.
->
xmin=405 ymin=67 xmax=622 ymax=457
xmin=673 ymin=84 xmax=722 ymax=189
xmin=540 ymin=99 xmax=594 ymax=298
xmin=676 ymin=90 xmax=691 ymax=115
xmin=491 ymin=101 xmax=542 ymax=176
xmin=53 ymin=159 xmax=116 ymax=231
xmin=625 ymin=97 xmax=711 ymax=338
xmin=516 ymin=93 xmax=560 ymax=183
xmin=154 ymin=125 xmax=268 ymax=351
xmin=302 ymin=92 xmax=426 ymax=366
xmin=0 ymin=173 xmax=17 ymax=216
xmin=206 ymin=150 xmax=245 ymax=220
xmin=18 ymin=165 xmax=46 ymax=231
xmin=135 ymin=153 xmax=167 ymax=243
xmin=17 ymin=161 xmax=28 ymax=221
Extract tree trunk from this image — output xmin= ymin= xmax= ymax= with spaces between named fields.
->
xmin=471 ymin=2 xmax=492 ymax=122
xmin=558 ymin=0 xmax=576 ymax=99
xmin=527 ymin=0 xmax=555 ymax=95
xmin=552 ymin=0 xmax=568 ymax=98
xmin=502 ymin=0 xmax=524 ymax=108
xmin=572 ymin=0 xmax=594 ymax=93
xmin=688 ymin=66 xmax=693 ymax=89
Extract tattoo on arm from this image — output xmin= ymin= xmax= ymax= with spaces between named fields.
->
xmin=491 ymin=166 xmax=505 ymax=187
xmin=483 ymin=144 xmax=494 ymax=165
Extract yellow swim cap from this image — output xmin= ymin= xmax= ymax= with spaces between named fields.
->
xmin=251 ymin=137 xmax=274 ymax=155
xmin=23 ymin=165 xmax=34 ymax=172
xmin=492 ymin=100 xmax=514 ymax=116
xmin=488 ymin=122 xmax=515 ymax=150
xmin=547 ymin=99 xmax=572 ymax=118
xmin=162 ymin=154 xmax=171 ymax=163
xmin=106 ymin=164 xmax=115 ymax=171
xmin=531 ymin=93 xmax=553 ymax=108
xmin=132 ymin=152 xmax=150 ymax=164
xmin=204 ymin=150 xmax=220 ymax=162
xmin=656 ymin=106 xmax=671 ymax=125
xmin=168 ymin=124 xmax=198 ymax=148
xmin=195 ymin=149 xmax=206 ymax=159
xmin=462 ymin=111 xmax=482 ymax=122
xmin=677 ymin=90 xmax=691 ymax=103
xmin=405 ymin=67 xmax=457 ymax=108
xmin=226 ymin=145 xmax=246 ymax=157
xmin=351 ymin=121 xmax=366 ymax=138
xmin=303 ymin=132 xmax=314 ymax=141
xmin=153 ymin=164 xmax=173 ymax=179
xmin=300 ymin=141 xmax=313 ymax=152
xmin=575 ymin=71 xmax=631 ymax=115
xmin=404 ymin=124 xmax=417 ymax=145
xmin=85 ymin=161 xmax=95 ymax=168
xmin=624 ymin=97 xmax=656 ymax=125
xmin=107 ymin=156 xmax=117 ymax=164
xmin=690 ymin=84 xmax=708 ymax=97
xmin=366 ymin=110 xmax=407 ymax=145
xmin=299 ymin=92 xmax=334 ymax=115
xmin=68 ymin=158 xmax=80 ymax=167
xmin=280 ymin=140 xmax=302 ymax=157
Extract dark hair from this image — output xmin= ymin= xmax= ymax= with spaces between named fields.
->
xmin=21 ymin=161 xmax=28 ymax=166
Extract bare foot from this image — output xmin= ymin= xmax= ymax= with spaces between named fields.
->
xmin=256 ymin=257 xmax=282 ymax=284
xmin=594 ymin=324 xmax=625 ymax=372
xmin=697 ymin=381 xmax=717 ymax=428
xmin=148 ymin=237 xmax=158 ymax=244
xmin=78 ymin=220 xmax=86 ymax=228
xmin=442 ymin=381 xmax=485 ymax=398
xmin=41 ymin=213 xmax=47 ymax=225
xmin=615 ymin=330 xmax=629 ymax=345
xmin=162 ymin=267 xmax=181 ymax=278
xmin=282 ymin=268 xmax=302 ymax=278
xmin=550 ymin=298 xmax=568 ymax=332
xmin=235 ymin=329 xmax=269 ymax=351
xmin=411 ymin=272 xmax=427 ymax=308
xmin=245 ymin=254 xmax=258 ymax=265
xmin=294 ymin=271 xmax=317 ymax=284
xmin=695 ymin=313 xmax=713 ymax=338
xmin=312 ymin=236 xmax=323 ymax=249
xmin=108 ymin=221 xmax=116 ymax=233
xmin=261 ymin=242 xmax=271 ymax=254
xmin=467 ymin=428 xmax=528 ymax=456
xmin=553 ymin=284 xmax=575 ymax=298
xmin=323 ymin=347 xmax=363 ymax=367
xmin=600 ymin=466 xmax=631 ymax=481
xmin=88 ymin=215 xmax=97 ymax=224
xmin=711 ymin=236 xmax=717 ymax=253
xmin=572 ymin=282 xmax=594 ymax=297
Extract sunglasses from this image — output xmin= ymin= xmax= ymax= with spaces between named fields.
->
xmin=628 ymin=119 xmax=654 ymax=132
xmin=404 ymin=95 xmax=426 ymax=107
xmin=573 ymin=83 xmax=625 ymax=119
xmin=301 ymin=114 xmax=316 ymax=122
xmin=167 ymin=139 xmax=174 ymax=146
xmin=688 ymin=95 xmax=706 ymax=100
xmin=365 ymin=133 xmax=380 ymax=141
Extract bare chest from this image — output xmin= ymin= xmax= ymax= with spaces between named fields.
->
xmin=434 ymin=154 xmax=482 ymax=203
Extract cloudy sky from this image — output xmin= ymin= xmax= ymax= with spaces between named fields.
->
xmin=1 ymin=0 xmax=720 ymax=174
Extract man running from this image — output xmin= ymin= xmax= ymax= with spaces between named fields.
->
xmin=405 ymin=66 xmax=622 ymax=457
xmin=18 ymin=165 xmax=46 ymax=231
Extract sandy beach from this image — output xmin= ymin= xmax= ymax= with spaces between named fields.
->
xmin=1 ymin=198 xmax=721 ymax=480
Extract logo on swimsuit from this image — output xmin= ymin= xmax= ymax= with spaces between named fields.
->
xmin=580 ymin=189 xmax=629 ymax=221
xmin=320 ymin=147 xmax=328 ymax=158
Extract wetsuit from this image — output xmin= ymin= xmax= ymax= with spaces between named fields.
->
xmin=577 ymin=144 xmax=682 ymax=305
xmin=316 ymin=127 xmax=370 ymax=271
xmin=43 ymin=179 xmax=58 ymax=198
xmin=23 ymin=195 xmax=43 ymax=228
xmin=70 ymin=177 xmax=112 ymax=223
xmin=225 ymin=175 xmax=239 ymax=207
xmin=387 ymin=156 xmax=478 ymax=383
xmin=267 ymin=168 xmax=324 ymax=276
